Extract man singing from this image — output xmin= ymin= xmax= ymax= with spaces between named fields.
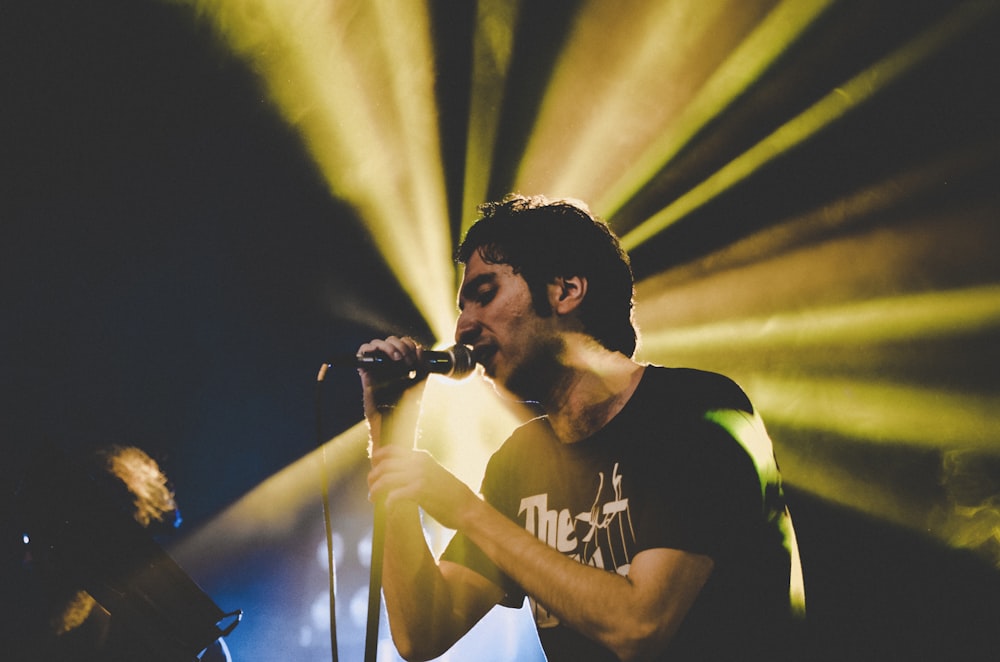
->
xmin=361 ymin=194 xmax=804 ymax=661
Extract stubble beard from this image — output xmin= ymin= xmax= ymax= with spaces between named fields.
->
xmin=501 ymin=334 xmax=567 ymax=406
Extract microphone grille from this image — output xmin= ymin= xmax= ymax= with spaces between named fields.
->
xmin=447 ymin=344 xmax=476 ymax=378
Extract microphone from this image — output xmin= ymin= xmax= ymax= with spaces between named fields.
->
xmin=327 ymin=344 xmax=475 ymax=380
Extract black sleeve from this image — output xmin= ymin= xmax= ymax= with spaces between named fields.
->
xmin=632 ymin=412 xmax=766 ymax=560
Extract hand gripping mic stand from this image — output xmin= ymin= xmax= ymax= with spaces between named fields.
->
xmin=362 ymin=372 xmax=431 ymax=662
xmin=317 ymin=345 xmax=473 ymax=662
xmin=314 ymin=363 xmax=420 ymax=662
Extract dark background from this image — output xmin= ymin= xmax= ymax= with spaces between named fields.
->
xmin=3 ymin=1 xmax=999 ymax=660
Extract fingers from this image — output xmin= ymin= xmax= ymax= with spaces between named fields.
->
xmin=367 ymin=448 xmax=476 ymax=529
xmin=367 ymin=446 xmax=420 ymax=506
xmin=368 ymin=445 xmax=416 ymax=484
xmin=357 ymin=336 xmax=428 ymax=414
xmin=357 ymin=336 xmax=422 ymax=369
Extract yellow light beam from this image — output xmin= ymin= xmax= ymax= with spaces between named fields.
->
xmin=368 ymin=0 xmax=454 ymax=323
xmin=515 ymin=0 xmax=764 ymax=203
xmin=637 ymin=284 xmax=1000 ymax=451
xmin=461 ymin=0 xmax=522 ymax=238
xmin=595 ymin=0 xmax=836 ymax=219
xmin=777 ymin=439 xmax=928 ymax=537
xmin=633 ymin=181 xmax=1000 ymax=337
xmin=775 ymin=440 xmax=1000 ymax=569
xmin=749 ymin=375 xmax=1000 ymax=450
xmin=170 ymin=372 xmax=531 ymax=561
xmin=642 ymin=143 xmax=999 ymax=293
xmin=638 ymin=283 xmax=1000 ymax=355
xmin=174 ymin=0 xmax=456 ymax=340
xmin=170 ymin=421 xmax=370 ymax=562
xmin=415 ymin=375 xmax=533 ymax=487
xmin=620 ymin=0 xmax=996 ymax=251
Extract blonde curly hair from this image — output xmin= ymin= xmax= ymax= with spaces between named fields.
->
xmin=51 ymin=445 xmax=177 ymax=636
xmin=99 ymin=445 xmax=178 ymax=528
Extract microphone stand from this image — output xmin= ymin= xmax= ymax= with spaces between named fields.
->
xmin=364 ymin=510 xmax=387 ymax=661
xmin=315 ymin=364 xmax=339 ymax=662
xmin=363 ymin=403 xmax=403 ymax=662
xmin=356 ymin=355 xmax=466 ymax=661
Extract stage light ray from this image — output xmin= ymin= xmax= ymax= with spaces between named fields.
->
xmin=639 ymin=284 xmax=1000 ymax=459
xmin=418 ymin=374 xmax=533 ymax=491
xmin=171 ymin=421 xmax=370 ymax=564
xmin=749 ymin=375 xmax=1000 ymax=451
xmin=639 ymin=284 xmax=1000 ymax=356
xmin=633 ymin=180 xmax=1000 ymax=348
xmin=514 ymin=0 xmax=776 ymax=202
xmin=170 ymin=373 xmax=530 ymax=560
xmin=175 ymin=0 xmax=456 ymax=340
xmin=774 ymin=438 xmax=1000 ymax=569
xmin=642 ymin=144 xmax=999 ymax=292
xmin=635 ymin=207 xmax=1000 ymax=566
xmin=774 ymin=439 xmax=926 ymax=531
xmin=461 ymin=0 xmax=521 ymax=237
xmin=594 ymin=0 xmax=836 ymax=218
xmin=620 ymin=0 xmax=994 ymax=252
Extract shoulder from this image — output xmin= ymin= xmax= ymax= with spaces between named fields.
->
xmin=635 ymin=367 xmax=765 ymax=476
xmin=640 ymin=365 xmax=753 ymax=415
xmin=493 ymin=415 xmax=553 ymax=459
xmin=509 ymin=414 xmax=552 ymax=440
xmin=481 ymin=415 xmax=552 ymax=469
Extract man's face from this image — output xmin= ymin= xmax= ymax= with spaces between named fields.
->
xmin=455 ymin=251 xmax=562 ymax=400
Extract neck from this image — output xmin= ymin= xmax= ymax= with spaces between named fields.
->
xmin=540 ymin=339 xmax=644 ymax=444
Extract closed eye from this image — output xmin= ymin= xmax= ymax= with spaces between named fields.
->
xmin=458 ymin=273 xmax=498 ymax=311
xmin=475 ymin=286 xmax=496 ymax=306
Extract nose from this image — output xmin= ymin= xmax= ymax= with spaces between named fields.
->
xmin=455 ymin=308 xmax=481 ymax=346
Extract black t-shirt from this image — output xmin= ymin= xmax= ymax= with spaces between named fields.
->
xmin=442 ymin=366 xmax=803 ymax=661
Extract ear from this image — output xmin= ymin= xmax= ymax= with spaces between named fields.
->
xmin=547 ymin=275 xmax=588 ymax=315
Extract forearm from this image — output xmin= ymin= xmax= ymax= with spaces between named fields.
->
xmin=370 ymin=422 xmax=464 ymax=657
xmin=358 ymin=338 xmax=494 ymax=658
xmin=379 ymin=502 xmax=466 ymax=661
xmin=456 ymin=499 xmax=701 ymax=661
xmin=461 ymin=502 xmax=636 ymax=654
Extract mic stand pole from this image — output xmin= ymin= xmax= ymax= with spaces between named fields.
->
xmin=363 ymin=403 xmax=399 ymax=662
xmin=364 ymin=491 xmax=387 ymax=660
xmin=315 ymin=364 xmax=340 ymax=662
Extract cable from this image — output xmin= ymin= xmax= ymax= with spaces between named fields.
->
xmin=315 ymin=364 xmax=339 ymax=662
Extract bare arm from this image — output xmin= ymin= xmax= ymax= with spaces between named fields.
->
xmin=377 ymin=501 xmax=504 ymax=660
xmin=360 ymin=337 xmax=711 ymax=660
xmin=370 ymin=446 xmax=714 ymax=662
xmin=359 ymin=337 xmax=503 ymax=660
xmin=458 ymin=496 xmax=712 ymax=661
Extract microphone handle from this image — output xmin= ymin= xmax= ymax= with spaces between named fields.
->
xmin=327 ymin=345 xmax=473 ymax=378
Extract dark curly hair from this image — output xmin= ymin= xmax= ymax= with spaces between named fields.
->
xmin=455 ymin=194 xmax=637 ymax=357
